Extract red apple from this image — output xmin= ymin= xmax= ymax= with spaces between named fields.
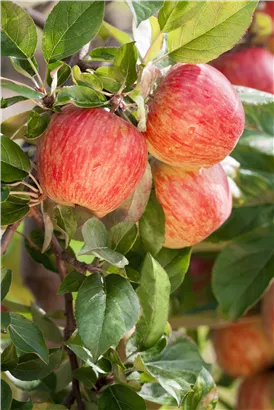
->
xmin=144 ymin=63 xmax=245 ymax=168
xmin=189 ymin=255 xmax=214 ymax=294
xmin=1 ymin=304 xmax=8 ymax=312
xmin=262 ymin=281 xmax=274 ymax=345
xmin=212 ymin=47 xmax=274 ymax=94
xmin=237 ymin=372 xmax=274 ymax=410
xmin=152 ymin=161 xmax=232 ymax=248
xmin=263 ymin=1 xmax=274 ymax=21
xmin=37 ymin=106 xmax=147 ymax=217
xmin=212 ymin=318 xmax=274 ymax=378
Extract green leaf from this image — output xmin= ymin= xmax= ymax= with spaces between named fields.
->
xmin=184 ymin=367 xmax=218 ymax=410
xmin=114 ymin=42 xmax=138 ymax=87
xmin=88 ymin=47 xmax=119 ymax=62
xmin=1 ymin=343 xmax=18 ymax=371
xmin=47 ymin=61 xmax=71 ymax=88
xmin=167 ymin=1 xmax=258 ymax=64
xmin=1 ymin=1 xmax=37 ymax=58
xmin=31 ymin=304 xmax=63 ymax=344
xmin=73 ymin=366 xmax=97 ymax=388
xmin=135 ymin=254 xmax=170 ymax=350
xmin=156 ymin=247 xmax=192 ymax=293
xmin=235 ymin=86 xmax=274 ymax=105
xmin=158 ymin=1 xmax=204 ymax=32
xmin=1 ymin=186 xmax=9 ymax=202
xmin=55 ymin=85 xmax=106 ymax=108
xmin=42 ymin=1 xmax=105 ymax=62
xmin=1 ymin=311 xmax=10 ymax=330
xmin=95 ymin=66 xmax=124 ymax=93
xmin=53 ymin=205 xmax=77 ymax=248
xmin=10 ymin=349 xmax=62 ymax=381
xmin=1 ymin=96 xmax=27 ymax=109
xmin=24 ymin=229 xmax=57 ymax=273
xmin=1 ymin=379 xmax=12 ymax=410
xmin=65 ymin=331 xmax=101 ymax=370
xmin=26 ymin=111 xmax=50 ymax=140
xmin=100 ymin=21 xmax=132 ymax=45
xmin=232 ymin=130 xmax=274 ymax=173
xmin=8 ymin=313 xmax=49 ymax=364
xmin=133 ymin=16 xmax=164 ymax=64
xmin=58 ymin=270 xmax=85 ymax=294
xmin=1 ymin=268 xmax=12 ymax=301
xmin=11 ymin=399 xmax=33 ymax=410
xmin=10 ymin=56 xmax=39 ymax=79
xmin=1 ymin=197 xmax=29 ymax=225
xmin=129 ymin=1 xmax=164 ymax=26
xmin=99 ymin=384 xmax=146 ymax=410
xmin=80 ymin=218 xmax=128 ymax=268
xmin=71 ymin=66 xmax=103 ymax=91
xmin=212 ymin=226 xmax=274 ymax=320
xmin=1 ymin=78 xmax=44 ymax=99
xmin=236 ymin=169 xmax=274 ymax=206
xmin=209 ymin=204 xmax=274 ymax=242
xmin=75 ymin=273 xmax=140 ymax=361
xmin=108 ymin=222 xmax=138 ymax=255
xmin=139 ymin=190 xmax=165 ymax=256
xmin=1 ymin=111 xmax=30 ymax=138
xmin=1 ymin=136 xmax=30 ymax=182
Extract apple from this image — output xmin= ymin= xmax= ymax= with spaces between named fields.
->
xmin=37 ymin=105 xmax=148 ymax=217
xmin=144 ymin=63 xmax=245 ymax=168
xmin=152 ymin=161 xmax=232 ymax=248
xmin=237 ymin=372 xmax=274 ymax=410
xmin=212 ymin=47 xmax=274 ymax=94
xmin=1 ymin=304 xmax=8 ymax=312
xmin=263 ymin=1 xmax=274 ymax=21
xmin=212 ymin=318 xmax=274 ymax=378
xmin=262 ymin=281 xmax=274 ymax=345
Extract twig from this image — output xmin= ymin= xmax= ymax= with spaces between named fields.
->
xmin=1 ymin=221 xmax=21 ymax=255
xmin=62 ymin=390 xmax=76 ymax=409
xmin=25 ymin=7 xmax=46 ymax=29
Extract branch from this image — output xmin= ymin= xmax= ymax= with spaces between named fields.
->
xmin=1 ymin=221 xmax=21 ymax=255
xmin=29 ymin=208 xmax=84 ymax=410
xmin=25 ymin=7 xmax=45 ymax=29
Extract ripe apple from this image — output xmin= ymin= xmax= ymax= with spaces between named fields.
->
xmin=237 ymin=372 xmax=274 ymax=410
xmin=212 ymin=318 xmax=274 ymax=378
xmin=152 ymin=161 xmax=232 ymax=248
xmin=1 ymin=304 xmax=8 ymax=312
xmin=37 ymin=105 xmax=147 ymax=217
xmin=212 ymin=47 xmax=274 ymax=93
xmin=263 ymin=1 xmax=274 ymax=21
xmin=262 ymin=281 xmax=274 ymax=345
xmin=144 ymin=63 xmax=245 ymax=168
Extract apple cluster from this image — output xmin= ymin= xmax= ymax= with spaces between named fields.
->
xmin=146 ymin=63 xmax=245 ymax=248
xmin=212 ymin=282 xmax=274 ymax=409
xmin=37 ymin=63 xmax=245 ymax=249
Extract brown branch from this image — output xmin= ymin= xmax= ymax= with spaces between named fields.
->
xmin=29 ymin=208 xmax=84 ymax=410
xmin=25 ymin=7 xmax=46 ymax=29
xmin=1 ymin=221 xmax=21 ymax=255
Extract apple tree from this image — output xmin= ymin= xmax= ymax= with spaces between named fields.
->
xmin=1 ymin=1 xmax=274 ymax=410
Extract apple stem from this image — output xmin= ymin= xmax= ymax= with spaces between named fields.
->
xmin=7 ymin=181 xmax=39 ymax=193
xmin=10 ymin=190 xmax=39 ymax=199
xmin=29 ymin=172 xmax=43 ymax=194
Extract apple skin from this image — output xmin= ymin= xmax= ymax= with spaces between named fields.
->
xmin=237 ymin=372 xmax=274 ymax=410
xmin=1 ymin=304 xmax=8 ymax=312
xmin=37 ymin=106 xmax=148 ymax=217
xmin=263 ymin=1 xmax=274 ymax=21
xmin=262 ymin=281 xmax=274 ymax=345
xmin=212 ymin=318 xmax=274 ymax=378
xmin=144 ymin=63 xmax=245 ymax=168
xmin=152 ymin=161 xmax=232 ymax=248
xmin=212 ymin=47 xmax=274 ymax=94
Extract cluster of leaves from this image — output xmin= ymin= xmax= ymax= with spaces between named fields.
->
xmin=1 ymin=1 xmax=274 ymax=410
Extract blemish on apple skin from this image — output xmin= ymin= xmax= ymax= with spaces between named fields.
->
xmin=92 ymin=163 xmax=101 ymax=171
xmin=188 ymin=127 xmax=195 ymax=135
